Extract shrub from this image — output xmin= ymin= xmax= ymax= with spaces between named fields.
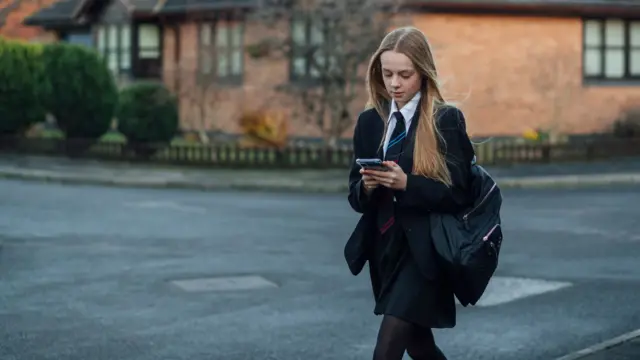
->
xmin=613 ymin=108 xmax=640 ymax=138
xmin=116 ymin=82 xmax=179 ymax=154
xmin=43 ymin=43 xmax=118 ymax=141
xmin=0 ymin=37 xmax=49 ymax=136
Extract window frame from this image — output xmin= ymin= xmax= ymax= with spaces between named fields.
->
xmin=95 ymin=23 xmax=132 ymax=78
xmin=137 ymin=23 xmax=162 ymax=61
xmin=583 ymin=17 xmax=640 ymax=83
xmin=197 ymin=17 xmax=245 ymax=86
xmin=289 ymin=14 xmax=329 ymax=84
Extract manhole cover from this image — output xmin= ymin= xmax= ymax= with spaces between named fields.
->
xmin=170 ymin=275 xmax=278 ymax=292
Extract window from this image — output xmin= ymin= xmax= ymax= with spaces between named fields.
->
xmin=96 ymin=24 xmax=131 ymax=76
xmin=583 ymin=18 xmax=640 ymax=81
xmin=290 ymin=16 xmax=333 ymax=82
xmin=198 ymin=20 xmax=244 ymax=83
xmin=138 ymin=24 xmax=161 ymax=59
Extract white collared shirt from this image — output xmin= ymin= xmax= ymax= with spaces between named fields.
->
xmin=383 ymin=91 xmax=421 ymax=158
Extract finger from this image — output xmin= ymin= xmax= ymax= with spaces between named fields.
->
xmin=368 ymin=174 xmax=385 ymax=181
xmin=382 ymin=161 xmax=398 ymax=169
xmin=370 ymin=176 xmax=391 ymax=185
xmin=362 ymin=176 xmax=377 ymax=183
xmin=364 ymin=180 xmax=378 ymax=188
xmin=364 ymin=170 xmax=387 ymax=177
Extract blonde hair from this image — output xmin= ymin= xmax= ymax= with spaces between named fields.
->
xmin=365 ymin=26 xmax=452 ymax=186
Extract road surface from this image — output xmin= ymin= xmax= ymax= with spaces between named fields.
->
xmin=1 ymin=179 xmax=639 ymax=360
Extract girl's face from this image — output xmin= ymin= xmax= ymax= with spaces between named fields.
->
xmin=380 ymin=50 xmax=422 ymax=108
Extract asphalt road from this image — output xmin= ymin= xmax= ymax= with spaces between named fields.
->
xmin=1 ymin=179 xmax=639 ymax=360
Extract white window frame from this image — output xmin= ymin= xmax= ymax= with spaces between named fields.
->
xmin=583 ymin=18 xmax=640 ymax=81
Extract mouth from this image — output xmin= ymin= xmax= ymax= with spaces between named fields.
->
xmin=392 ymin=92 xmax=404 ymax=98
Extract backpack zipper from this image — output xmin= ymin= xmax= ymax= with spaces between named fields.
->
xmin=463 ymin=182 xmax=497 ymax=221
xmin=483 ymin=224 xmax=500 ymax=241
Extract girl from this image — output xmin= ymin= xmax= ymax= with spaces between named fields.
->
xmin=345 ymin=26 xmax=476 ymax=360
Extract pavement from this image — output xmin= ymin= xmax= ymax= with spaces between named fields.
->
xmin=1 ymin=154 xmax=640 ymax=192
xmin=1 ymin=179 xmax=640 ymax=359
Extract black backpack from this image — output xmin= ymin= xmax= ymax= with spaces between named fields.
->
xmin=430 ymin=164 xmax=503 ymax=307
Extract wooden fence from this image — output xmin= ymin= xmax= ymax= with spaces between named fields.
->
xmin=1 ymin=136 xmax=640 ymax=169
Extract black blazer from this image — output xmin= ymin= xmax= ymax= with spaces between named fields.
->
xmin=344 ymin=104 xmax=476 ymax=280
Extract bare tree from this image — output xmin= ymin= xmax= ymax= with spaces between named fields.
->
xmin=248 ymin=0 xmax=407 ymax=147
xmin=165 ymin=62 xmax=229 ymax=145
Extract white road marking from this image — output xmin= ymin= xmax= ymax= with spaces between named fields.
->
xmin=170 ymin=275 xmax=279 ymax=292
xmin=124 ymin=201 xmax=206 ymax=214
xmin=554 ymin=328 xmax=640 ymax=360
xmin=465 ymin=276 xmax=573 ymax=307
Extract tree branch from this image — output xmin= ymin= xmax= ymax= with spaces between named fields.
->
xmin=248 ymin=0 xmax=406 ymax=146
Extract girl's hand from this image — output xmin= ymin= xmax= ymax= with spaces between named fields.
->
xmin=359 ymin=169 xmax=380 ymax=194
xmin=362 ymin=161 xmax=407 ymax=190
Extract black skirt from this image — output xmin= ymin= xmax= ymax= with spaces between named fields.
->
xmin=368 ymin=212 xmax=456 ymax=329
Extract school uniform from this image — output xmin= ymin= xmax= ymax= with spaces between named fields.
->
xmin=345 ymin=93 xmax=475 ymax=329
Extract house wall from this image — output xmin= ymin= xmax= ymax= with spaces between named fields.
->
xmin=411 ymin=13 xmax=640 ymax=138
xmin=162 ymin=12 xmax=640 ymax=139
xmin=162 ymin=18 xmax=353 ymax=139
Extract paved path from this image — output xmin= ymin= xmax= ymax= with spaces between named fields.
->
xmin=1 ymin=179 xmax=639 ymax=359
xmin=1 ymin=154 xmax=640 ymax=192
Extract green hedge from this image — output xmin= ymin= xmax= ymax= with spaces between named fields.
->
xmin=43 ymin=43 xmax=118 ymax=140
xmin=0 ymin=37 xmax=50 ymax=135
xmin=117 ymin=82 xmax=179 ymax=145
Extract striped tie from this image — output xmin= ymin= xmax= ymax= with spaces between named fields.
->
xmin=377 ymin=111 xmax=406 ymax=234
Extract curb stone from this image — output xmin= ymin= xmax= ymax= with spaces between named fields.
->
xmin=0 ymin=169 xmax=346 ymax=193
xmin=498 ymin=172 xmax=640 ymax=188
xmin=0 ymin=168 xmax=639 ymax=193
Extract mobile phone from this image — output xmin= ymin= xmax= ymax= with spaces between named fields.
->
xmin=356 ymin=158 xmax=389 ymax=171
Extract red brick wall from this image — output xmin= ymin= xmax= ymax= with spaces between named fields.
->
xmin=163 ymin=20 xmax=301 ymax=136
xmin=162 ymin=18 xmax=369 ymax=139
xmin=411 ymin=13 xmax=640 ymax=138
xmin=163 ymin=12 xmax=640 ymax=139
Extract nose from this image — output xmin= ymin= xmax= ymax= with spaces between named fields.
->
xmin=390 ymin=75 xmax=400 ymax=88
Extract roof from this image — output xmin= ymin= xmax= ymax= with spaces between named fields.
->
xmin=23 ymin=0 xmax=254 ymax=26
xmin=159 ymin=0 xmax=255 ymax=14
xmin=408 ymin=0 xmax=640 ymax=15
xmin=22 ymin=0 xmax=82 ymax=27
xmin=22 ymin=0 xmax=640 ymax=28
xmin=74 ymin=0 xmax=164 ymax=16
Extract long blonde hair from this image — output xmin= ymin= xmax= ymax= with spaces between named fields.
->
xmin=365 ymin=26 xmax=452 ymax=186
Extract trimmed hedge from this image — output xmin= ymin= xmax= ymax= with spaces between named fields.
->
xmin=43 ymin=43 xmax=118 ymax=140
xmin=0 ymin=37 xmax=49 ymax=135
xmin=116 ymin=82 xmax=179 ymax=146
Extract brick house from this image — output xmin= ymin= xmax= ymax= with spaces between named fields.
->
xmin=24 ymin=0 xmax=640 ymax=140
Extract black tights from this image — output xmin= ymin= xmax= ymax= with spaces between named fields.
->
xmin=372 ymin=315 xmax=447 ymax=360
